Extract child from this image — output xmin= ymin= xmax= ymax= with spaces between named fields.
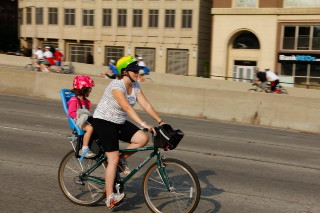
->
xmin=68 ymin=75 xmax=96 ymax=159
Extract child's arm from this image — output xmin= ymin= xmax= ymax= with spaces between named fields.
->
xmin=67 ymin=98 xmax=78 ymax=118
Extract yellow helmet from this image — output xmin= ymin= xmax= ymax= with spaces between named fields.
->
xmin=116 ymin=56 xmax=139 ymax=74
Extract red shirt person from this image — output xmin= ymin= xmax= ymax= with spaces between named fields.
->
xmin=54 ymin=48 xmax=64 ymax=66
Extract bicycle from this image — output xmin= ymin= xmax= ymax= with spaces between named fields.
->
xmin=25 ymin=58 xmax=41 ymax=72
xmin=248 ymin=82 xmax=288 ymax=94
xmin=58 ymin=89 xmax=201 ymax=212
xmin=50 ymin=64 xmax=71 ymax=74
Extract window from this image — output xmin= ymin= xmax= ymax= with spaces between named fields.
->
xmin=36 ymin=8 xmax=43 ymax=25
xmin=283 ymin=26 xmax=295 ymax=49
xmin=282 ymin=25 xmax=320 ymax=50
xmin=103 ymin=9 xmax=112 ymax=27
xmin=149 ymin=10 xmax=158 ymax=28
xmin=133 ymin=9 xmax=143 ymax=27
xmin=65 ymin=9 xmax=75 ymax=25
xmin=182 ymin=10 xmax=192 ymax=28
xmin=298 ymin=26 xmax=310 ymax=50
xmin=105 ymin=46 xmax=124 ymax=65
xmin=70 ymin=45 xmax=93 ymax=63
xmin=281 ymin=62 xmax=320 ymax=89
xmin=284 ymin=0 xmax=320 ymax=7
xmin=165 ymin=10 xmax=175 ymax=28
xmin=83 ymin=9 xmax=94 ymax=26
xmin=117 ymin=9 xmax=127 ymax=27
xmin=312 ymin=26 xmax=320 ymax=50
xmin=48 ymin=8 xmax=58 ymax=25
xmin=167 ymin=49 xmax=188 ymax=75
xmin=26 ymin=7 xmax=32 ymax=25
xmin=234 ymin=0 xmax=257 ymax=7
xmin=233 ymin=32 xmax=260 ymax=49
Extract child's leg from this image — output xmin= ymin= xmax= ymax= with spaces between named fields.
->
xmin=82 ymin=124 xmax=93 ymax=147
xmin=78 ymin=124 xmax=96 ymax=160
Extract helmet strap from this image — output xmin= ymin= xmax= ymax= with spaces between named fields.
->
xmin=125 ymin=73 xmax=136 ymax=83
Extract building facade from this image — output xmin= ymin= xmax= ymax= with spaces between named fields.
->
xmin=211 ymin=0 xmax=320 ymax=88
xmin=18 ymin=0 xmax=212 ymax=76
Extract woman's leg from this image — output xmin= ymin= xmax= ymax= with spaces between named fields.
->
xmin=121 ymin=130 xmax=148 ymax=159
xmin=105 ymin=151 xmax=119 ymax=197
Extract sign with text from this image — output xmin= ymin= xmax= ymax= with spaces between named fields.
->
xmin=278 ymin=53 xmax=320 ymax=64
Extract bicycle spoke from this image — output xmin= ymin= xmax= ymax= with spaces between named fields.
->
xmin=143 ymin=159 xmax=200 ymax=213
xmin=58 ymin=151 xmax=106 ymax=206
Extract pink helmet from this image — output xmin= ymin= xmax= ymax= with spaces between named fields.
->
xmin=73 ymin=75 xmax=95 ymax=89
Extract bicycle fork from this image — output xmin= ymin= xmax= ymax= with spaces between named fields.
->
xmin=157 ymin=156 xmax=174 ymax=192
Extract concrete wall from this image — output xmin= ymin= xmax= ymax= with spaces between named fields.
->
xmin=1 ymin=54 xmax=319 ymax=98
xmin=1 ymin=67 xmax=320 ymax=134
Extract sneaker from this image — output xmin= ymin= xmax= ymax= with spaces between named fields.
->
xmin=118 ymin=159 xmax=131 ymax=175
xmin=79 ymin=148 xmax=96 ymax=158
xmin=105 ymin=193 xmax=125 ymax=209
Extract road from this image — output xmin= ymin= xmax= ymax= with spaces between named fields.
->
xmin=1 ymin=93 xmax=320 ymax=213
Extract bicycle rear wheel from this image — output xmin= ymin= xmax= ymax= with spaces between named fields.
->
xmin=248 ymin=88 xmax=257 ymax=92
xmin=58 ymin=150 xmax=106 ymax=206
xmin=25 ymin=64 xmax=34 ymax=71
xmin=62 ymin=65 xmax=71 ymax=74
xmin=142 ymin=158 xmax=201 ymax=213
xmin=280 ymin=88 xmax=288 ymax=94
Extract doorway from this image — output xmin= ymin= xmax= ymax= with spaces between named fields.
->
xmin=233 ymin=60 xmax=256 ymax=82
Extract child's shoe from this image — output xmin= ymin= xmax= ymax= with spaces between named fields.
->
xmin=79 ymin=148 xmax=96 ymax=159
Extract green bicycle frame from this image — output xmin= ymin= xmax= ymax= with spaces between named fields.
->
xmin=80 ymin=146 xmax=172 ymax=190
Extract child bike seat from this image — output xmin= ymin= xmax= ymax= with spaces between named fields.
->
xmin=60 ymin=89 xmax=85 ymax=136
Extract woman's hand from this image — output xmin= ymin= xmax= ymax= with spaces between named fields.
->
xmin=141 ymin=122 xmax=156 ymax=135
xmin=159 ymin=121 xmax=166 ymax=126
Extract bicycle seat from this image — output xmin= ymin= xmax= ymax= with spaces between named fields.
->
xmin=60 ymin=89 xmax=85 ymax=136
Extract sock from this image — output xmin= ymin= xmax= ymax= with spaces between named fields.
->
xmin=82 ymin=146 xmax=89 ymax=150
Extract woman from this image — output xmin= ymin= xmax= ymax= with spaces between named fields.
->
xmin=92 ymin=56 xmax=165 ymax=209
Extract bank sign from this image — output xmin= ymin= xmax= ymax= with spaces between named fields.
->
xmin=278 ymin=53 xmax=320 ymax=64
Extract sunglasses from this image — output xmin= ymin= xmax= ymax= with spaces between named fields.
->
xmin=126 ymin=61 xmax=141 ymax=73
xmin=129 ymin=69 xmax=140 ymax=73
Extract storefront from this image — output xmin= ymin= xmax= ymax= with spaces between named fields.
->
xmin=278 ymin=53 xmax=320 ymax=89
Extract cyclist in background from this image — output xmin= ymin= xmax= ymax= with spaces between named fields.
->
xmin=92 ymin=56 xmax=166 ymax=209
xmin=253 ymin=67 xmax=267 ymax=91
xmin=265 ymin=68 xmax=280 ymax=93
xmin=100 ymin=59 xmax=118 ymax=79
xmin=54 ymin=48 xmax=64 ymax=72
xmin=137 ymin=56 xmax=150 ymax=82
xmin=32 ymin=46 xmax=47 ymax=72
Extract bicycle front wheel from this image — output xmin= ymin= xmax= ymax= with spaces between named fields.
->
xmin=142 ymin=158 xmax=201 ymax=213
xmin=58 ymin=150 xmax=106 ymax=206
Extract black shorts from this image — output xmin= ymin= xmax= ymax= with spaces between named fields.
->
xmin=92 ymin=118 xmax=140 ymax=152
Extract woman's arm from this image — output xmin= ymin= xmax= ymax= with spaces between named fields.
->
xmin=136 ymin=90 xmax=164 ymax=125
xmin=67 ymin=98 xmax=78 ymax=118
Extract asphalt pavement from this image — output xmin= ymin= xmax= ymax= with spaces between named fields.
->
xmin=1 ymin=93 xmax=320 ymax=213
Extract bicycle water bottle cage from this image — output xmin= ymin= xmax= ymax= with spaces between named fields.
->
xmin=60 ymin=89 xmax=85 ymax=136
